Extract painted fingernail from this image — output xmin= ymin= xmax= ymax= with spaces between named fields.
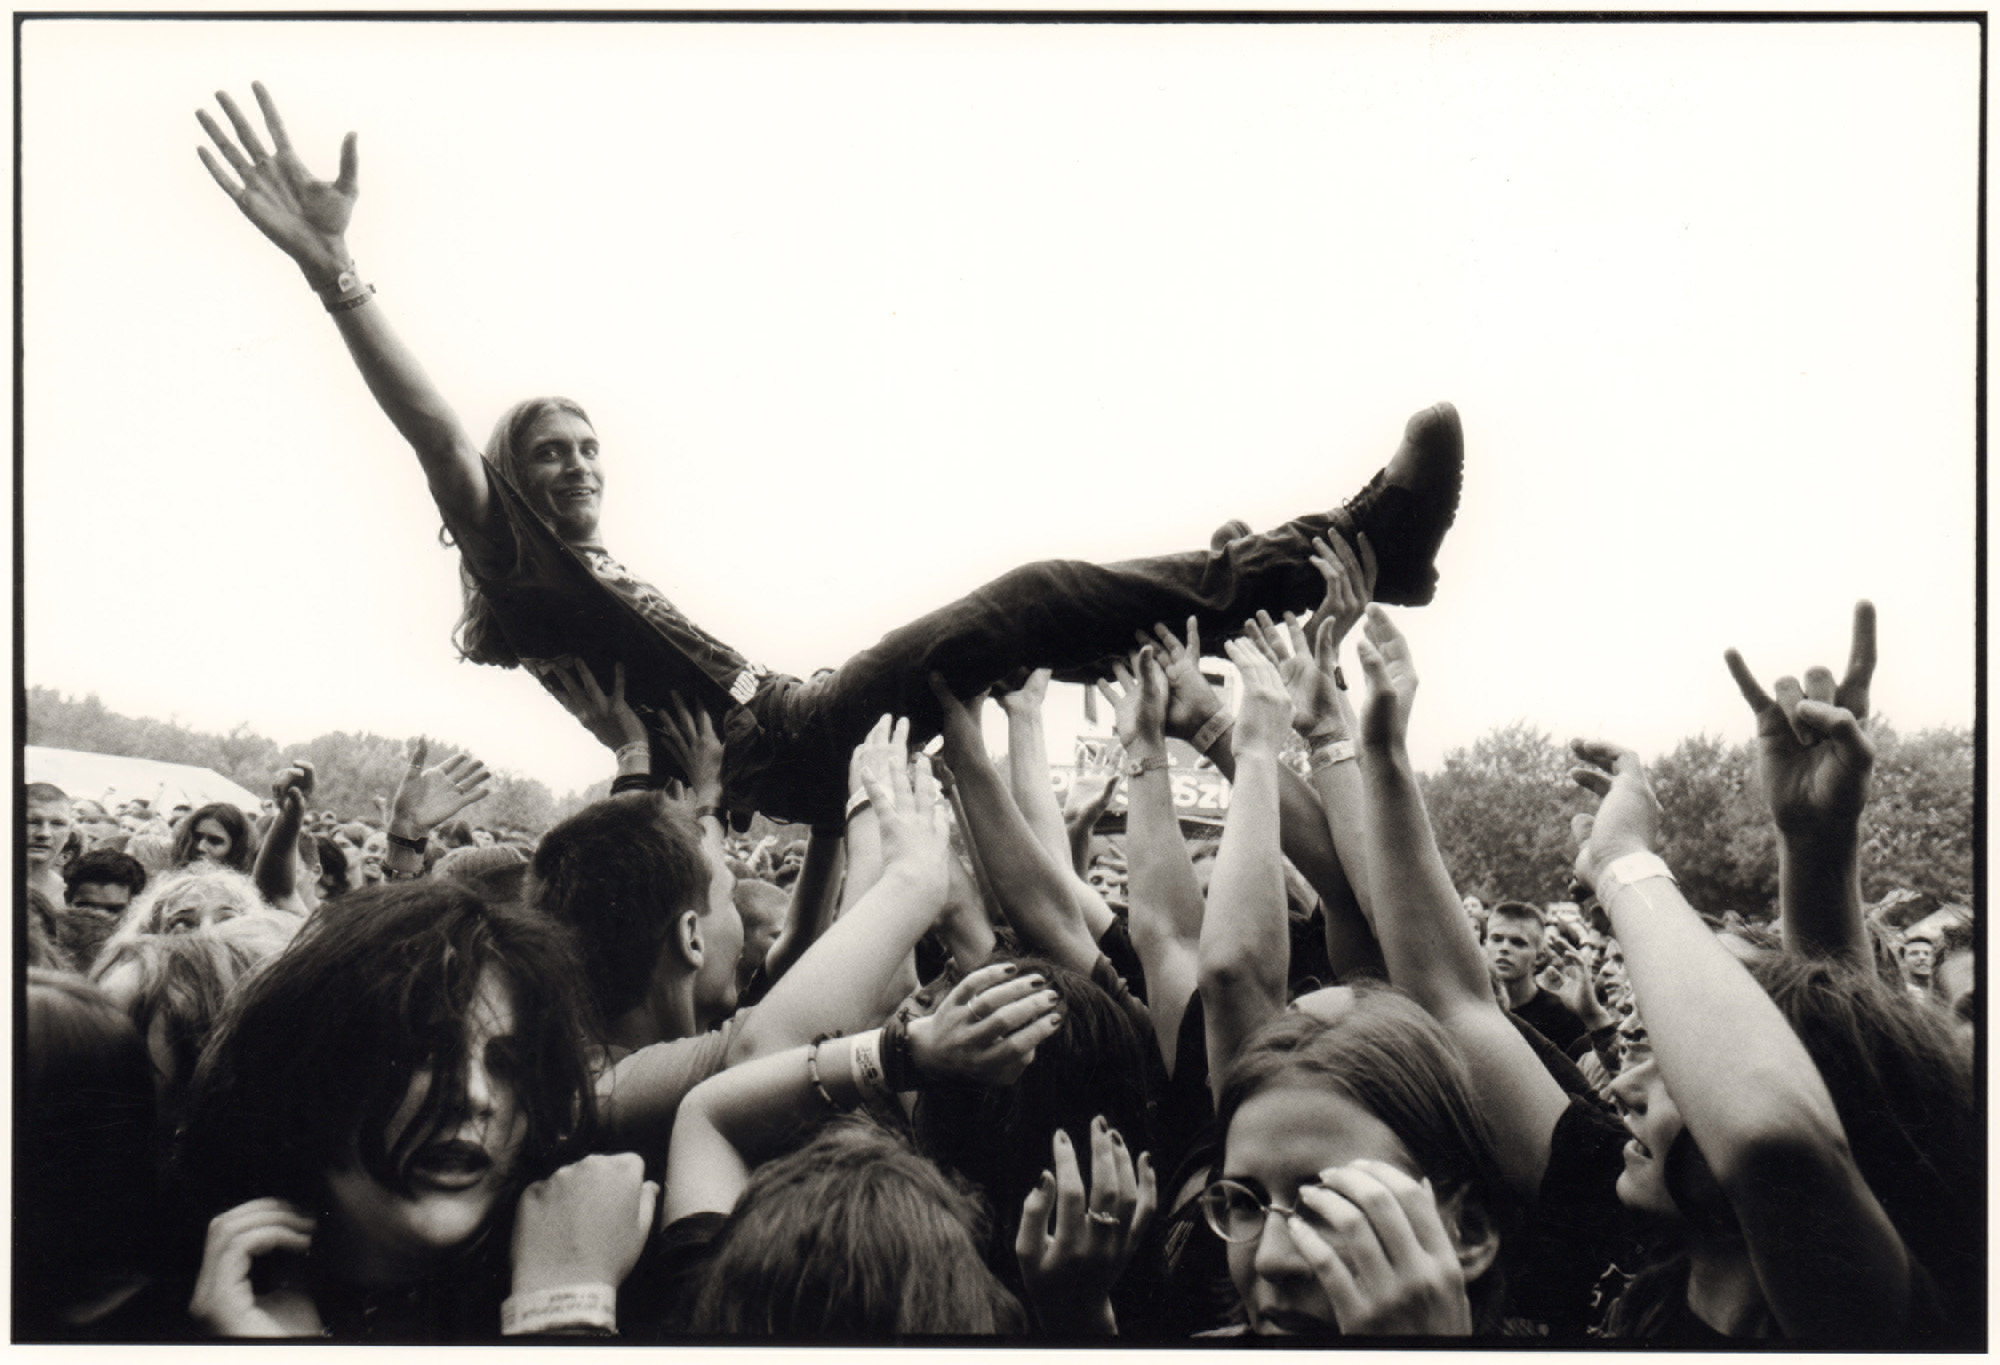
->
xmin=1025 ymin=975 xmax=1044 ymax=988
xmin=1110 ymin=1129 xmax=1125 ymax=1147
xmin=1040 ymin=1171 xmax=1054 ymax=1190
xmin=1055 ymin=1130 xmax=1070 ymax=1146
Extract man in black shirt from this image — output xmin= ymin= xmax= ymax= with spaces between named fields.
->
xmin=1484 ymin=900 xmax=1587 ymax=1053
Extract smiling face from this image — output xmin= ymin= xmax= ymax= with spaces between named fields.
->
xmin=323 ymin=966 xmax=528 ymax=1280
xmin=1608 ymin=1056 xmax=1683 ymax=1219
xmin=514 ymin=408 xmax=603 ymax=545
xmin=1221 ymin=1084 xmax=1428 ymax=1336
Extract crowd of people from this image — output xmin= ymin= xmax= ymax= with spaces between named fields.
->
xmin=16 ymin=80 xmax=1980 ymax=1344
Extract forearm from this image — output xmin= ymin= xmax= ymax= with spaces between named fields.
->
xmin=762 ymin=831 xmax=842 ymax=984
xmin=1125 ymin=767 xmax=1204 ymax=952
xmin=950 ymin=748 xmax=1100 ymax=974
xmin=1302 ymin=690 xmax=1377 ymax=927
xmin=1005 ymin=705 xmax=1070 ymax=869
xmin=729 ymin=865 xmax=940 ymax=1064
xmin=1777 ymin=828 xmax=1867 ymax=964
xmin=1197 ymin=752 xmax=1289 ymax=1058
xmin=1357 ymin=744 xmax=1493 ymax=1011
xmin=327 ymin=298 xmax=488 ymax=519
xmin=839 ymin=812 xmax=885 ymax=915
xmin=252 ymin=806 xmax=302 ymax=905
xmin=1064 ymin=807 xmax=1099 ymax=879
xmin=1608 ymin=877 xmax=1850 ymax=1173
xmin=1277 ymin=766 xmax=1383 ymax=978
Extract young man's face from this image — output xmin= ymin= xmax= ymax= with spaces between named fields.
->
xmin=1902 ymin=939 xmax=1935 ymax=979
xmin=67 ymin=880 xmax=135 ymax=917
xmin=1483 ymin=915 xmax=1542 ymax=986
xmin=24 ymin=799 xmax=73 ymax=869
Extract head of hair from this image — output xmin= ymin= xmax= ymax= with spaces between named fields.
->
xmin=102 ymin=865 xmax=269 ymax=957
xmin=313 ymin=835 xmax=349 ymax=894
xmin=449 ymin=397 xmax=594 ymax=665
xmin=437 ymin=843 xmax=531 ymax=906
xmin=25 ymin=780 xmax=70 ymax=806
xmin=64 ymin=847 xmax=149 ymax=900
xmin=1211 ymin=986 xmax=1515 ymax=1332
xmin=913 ymin=954 xmax=1156 ymax=1273
xmin=1486 ymin=900 xmax=1546 ymax=933
xmin=530 ymin=791 xmax=709 ymax=1020
xmin=437 ymin=818 xmax=476 ymax=849
xmin=20 ymin=971 xmax=161 ymax=1329
xmin=176 ymin=881 xmax=596 ymax=1224
xmin=691 ymin=1115 xmax=1025 ymax=1337
xmin=339 ymin=821 xmax=371 ymax=846
xmin=168 ymin=803 xmax=254 ymax=873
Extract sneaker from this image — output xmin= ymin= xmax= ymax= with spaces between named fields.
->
xmin=1329 ymin=401 xmax=1463 ymax=607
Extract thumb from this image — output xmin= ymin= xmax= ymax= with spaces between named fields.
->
xmin=1792 ymin=699 xmax=1872 ymax=755
xmin=335 ymin=131 xmax=359 ymax=196
xmin=1571 ymin=811 xmax=1595 ymax=848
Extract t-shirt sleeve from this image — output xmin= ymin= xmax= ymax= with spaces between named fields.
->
xmin=595 ymin=1015 xmax=742 ymax=1162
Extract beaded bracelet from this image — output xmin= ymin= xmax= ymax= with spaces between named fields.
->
xmin=805 ymin=1034 xmax=841 ymax=1111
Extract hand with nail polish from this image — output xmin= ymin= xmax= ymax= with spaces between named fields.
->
xmin=1284 ymin=1159 xmax=1473 ymax=1336
xmin=1014 ymin=1118 xmax=1158 ymax=1334
xmin=908 ymin=961 xmax=1066 ymax=1087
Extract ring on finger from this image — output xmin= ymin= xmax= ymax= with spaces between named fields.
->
xmin=1086 ymin=1209 xmax=1121 ymax=1227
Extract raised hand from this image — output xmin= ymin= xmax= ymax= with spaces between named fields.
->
xmin=1542 ymin=942 xmax=1610 ymax=1027
xmin=1302 ymin=531 xmax=1378 ymax=658
xmin=1064 ymin=749 xmax=1120 ymax=824
xmin=197 ymin=83 xmax=356 ymax=282
xmin=1287 ymin=1159 xmax=1474 ymax=1336
xmin=908 ymin=961 xmax=1065 ymax=1088
xmin=510 ymin=1152 xmax=659 ymax=1298
xmin=996 ymin=667 xmax=1052 ymax=719
xmin=270 ymin=761 xmax=315 ymax=816
xmin=1567 ymin=739 xmax=1664 ymax=892
xmin=189 ymin=1197 xmax=323 ymax=1338
xmin=545 ymin=658 xmax=649 ymax=754
xmin=1352 ymin=605 xmax=1418 ymax=752
xmin=857 ymin=721 xmax=951 ymax=897
xmin=1221 ymin=635 xmax=1295 ymax=760
xmin=1142 ymin=616 xmax=1226 ymax=743
xmin=1015 ymin=1117 xmax=1157 ymax=1334
xmin=1723 ymin=601 xmax=1878 ymax=840
xmin=389 ymin=737 xmax=493 ymax=833
xmin=654 ymin=692 xmax=724 ymax=803
xmin=1094 ymin=647 xmax=1171 ymax=758
xmin=1242 ymin=608 xmax=1343 ymax=739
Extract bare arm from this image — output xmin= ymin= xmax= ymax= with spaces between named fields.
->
xmin=198 ymin=84 xmax=491 ymax=531
xmin=1351 ymin=608 xmax=1569 ymax=1196
xmin=251 ymin=763 xmax=314 ymax=916
xmin=759 ymin=829 xmax=844 ymax=986
xmin=999 ymin=671 xmax=1117 ymax=940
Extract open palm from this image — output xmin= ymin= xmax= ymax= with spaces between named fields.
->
xmin=199 ymin=83 xmax=356 ymax=273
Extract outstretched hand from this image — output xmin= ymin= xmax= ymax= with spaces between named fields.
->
xmin=1141 ymin=617 xmax=1226 ymax=743
xmin=1723 ymin=601 xmax=1877 ymax=841
xmin=1015 ymin=1117 xmax=1157 ymax=1334
xmin=1567 ymin=739 xmax=1663 ymax=892
xmin=1095 ymin=647 xmax=1171 ymax=757
xmin=1302 ymin=531 xmax=1378 ymax=657
xmin=1352 ymin=605 xmax=1419 ymax=752
xmin=654 ymin=692 xmax=724 ymax=803
xmin=197 ymin=83 xmax=356 ymax=281
xmin=996 ymin=668 xmax=1052 ymax=718
xmin=390 ymin=738 xmax=493 ymax=833
xmin=1242 ymin=608 xmax=1344 ymax=739
xmin=856 ymin=715 xmax=951 ymax=897
xmin=1221 ymin=635 xmax=1295 ymax=757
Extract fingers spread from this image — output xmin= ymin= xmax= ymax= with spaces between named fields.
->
xmin=215 ymin=89 xmax=270 ymax=162
xmin=1570 ymin=767 xmax=1612 ymax=798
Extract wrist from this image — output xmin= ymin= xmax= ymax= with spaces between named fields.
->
xmin=295 ymin=242 xmax=352 ymax=291
xmin=1122 ymin=739 xmax=1169 ymax=766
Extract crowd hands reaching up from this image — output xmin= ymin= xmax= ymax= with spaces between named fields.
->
xmin=25 ymin=512 xmax=1976 ymax=1346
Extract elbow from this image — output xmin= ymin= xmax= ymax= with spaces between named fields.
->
xmin=1705 ymin=1086 xmax=1853 ymax=1194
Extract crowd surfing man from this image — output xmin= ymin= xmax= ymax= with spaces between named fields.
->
xmin=195 ymin=83 xmax=1463 ymax=828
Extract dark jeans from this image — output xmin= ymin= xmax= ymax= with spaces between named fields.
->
xmin=722 ymin=502 xmax=1343 ymax=826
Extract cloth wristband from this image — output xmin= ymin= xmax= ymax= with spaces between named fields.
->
xmin=694 ymin=804 xmax=724 ymax=826
xmin=848 ymin=1028 xmax=895 ymax=1109
xmin=805 ymin=1035 xmax=842 ymax=1111
xmin=387 ymin=831 xmax=426 ymax=853
xmin=1307 ymin=738 xmax=1356 ymax=772
xmin=500 ymin=1283 xmax=617 ymax=1336
xmin=1189 ymin=712 xmax=1233 ymax=755
xmin=1595 ymin=850 xmax=1676 ymax=907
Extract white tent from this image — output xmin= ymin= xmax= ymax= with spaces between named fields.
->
xmin=25 ymin=746 xmax=263 ymax=817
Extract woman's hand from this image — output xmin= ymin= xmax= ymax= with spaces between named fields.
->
xmin=1142 ymin=616 xmax=1226 ymax=743
xmin=654 ymin=693 xmax=724 ymax=806
xmin=858 ymin=719 xmax=951 ymax=899
xmin=389 ymin=738 xmax=492 ymax=834
xmin=1567 ymin=739 xmax=1664 ymax=892
xmin=1288 ymin=1159 xmax=1472 ymax=1336
xmin=1242 ymin=609 xmax=1345 ymax=740
xmin=545 ymin=658 xmax=648 ymax=754
xmin=1015 ymin=1116 xmax=1157 ymax=1334
xmin=1094 ymin=646 xmax=1171 ymax=758
xmin=908 ymin=961 xmax=1065 ymax=1088
xmin=196 ymin=83 xmax=356 ymax=283
xmin=1221 ymin=636 xmax=1295 ymax=759
xmin=189 ymin=1197 xmax=323 ymax=1338
xmin=1352 ymin=605 xmax=1419 ymax=754
xmin=511 ymin=1152 xmax=660 ymax=1298
xmin=1304 ymin=531 xmax=1378 ymax=656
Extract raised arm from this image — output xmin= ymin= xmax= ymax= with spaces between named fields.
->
xmin=1722 ymin=600 xmax=1877 ymax=964
xmin=931 ymin=676 xmax=1101 ymax=975
xmin=1195 ymin=639 xmax=1294 ymax=1092
xmin=758 ymin=827 xmax=844 ymax=986
xmin=251 ymin=762 xmax=315 ymax=915
xmin=1571 ymin=740 xmax=1913 ymax=1339
xmin=998 ymin=670 xmax=1117 ymax=940
xmin=381 ymin=739 xmax=494 ymax=879
xmin=1096 ymin=646 xmax=1203 ymax=1074
xmin=1350 ymin=607 xmax=1569 ymax=1195
xmin=197 ymin=84 xmax=490 ymax=530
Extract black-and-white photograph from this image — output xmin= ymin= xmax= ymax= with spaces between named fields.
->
xmin=18 ymin=13 xmax=1980 ymax=1346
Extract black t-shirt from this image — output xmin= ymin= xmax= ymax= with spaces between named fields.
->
xmin=1510 ymin=1095 xmax=1649 ymax=1337
xmin=1512 ymin=987 xmax=1588 ymax=1054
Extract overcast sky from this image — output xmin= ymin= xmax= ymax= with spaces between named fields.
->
xmin=21 ymin=17 xmax=1979 ymax=803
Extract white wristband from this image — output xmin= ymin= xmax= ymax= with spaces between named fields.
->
xmin=1595 ymin=851 xmax=1676 ymax=907
xmin=501 ymin=1282 xmax=618 ymax=1336
xmin=1190 ymin=712 xmax=1234 ymax=755
xmin=614 ymin=740 xmax=651 ymax=774
xmin=1307 ymin=737 xmax=1356 ymax=772
xmin=848 ymin=1028 xmax=894 ymax=1108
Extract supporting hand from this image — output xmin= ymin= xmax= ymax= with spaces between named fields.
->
xmin=546 ymin=658 xmax=649 ymax=755
xmin=1095 ymin=646 xmax=1171 ymax=760
xmin=1221 ymin=636 xmax=1295 ymax=759
xmin=1143 ymin=617 xmax=1226 ymax=744
xmin=1352 ymin=605 xmax=1418 ymax=753
xmin=654 ymin=692 xmax=725 ymax=805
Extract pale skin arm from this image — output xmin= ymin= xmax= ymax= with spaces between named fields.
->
xmin=1351 ymin=607 xmax=1569 ymax=1196
xmin=197 ymin=85 xmax=493 ymax=535
xmin=758 ymin=829 xmax=844 ymax=986
xmin=999 ymin=670 xmax=1118 ymax=941
xmin=1572 ymin=741 xmax=1913 ymax=1339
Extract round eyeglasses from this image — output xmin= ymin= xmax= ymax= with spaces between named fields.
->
xmin=1198 ymin=1178 xmax=1316 ymax=1244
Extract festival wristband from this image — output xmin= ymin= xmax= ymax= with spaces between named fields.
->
xmin=387 ymin=831 xmax=427 ymax=853
xmin=848 ymin=1028 xmax=895 ymax=1109
xmin=1594 ymin=851 xmax=1676 ymax=907
xmin=315 ymin=266 xmax=376 ymax=313
xmin=694 ymin=804 xmax=724 ymax=827
xmin=845 ymin=787 xmax=872 ymax=822
xmin=806 ymin=1035 xmax=842 ymax=1111
xmin=1189 ymin=711 xmax=1233 ymax=755
xmin=500 ymin=1283 xmax=618 ymax=1336
xmin=613 ymin=740 xmax=651 ymax=772
xmin=1307 ymin=737 xmax=1356 ymax=772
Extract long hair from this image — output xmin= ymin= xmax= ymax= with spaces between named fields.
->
xmin=691 ymin=1115 xmax=1025 ymax=1337
xmin=449 ymin=396 xmax=593 ymax=665
xmin=101 ymin=865 xmax=271 ymax=956
xmin=1210 ymin=986 xmax=1516 ymax=1334
xmin=169 ymin=803 xmax=254 ymax=873
xmin=174 ymin=882 xmax=597 ymax=1233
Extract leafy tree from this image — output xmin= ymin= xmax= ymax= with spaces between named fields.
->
xmin=1420 ymin=722 xmax=1593 ymax=904
xmin=1649 ymin=733 xmax=1777 ymax=921
xmin=1859 ymin=722 xmax=1973 ymax=907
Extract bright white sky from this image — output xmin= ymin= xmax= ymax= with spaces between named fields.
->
xmin=21 ymin=17 xmax=1980 ymax=803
